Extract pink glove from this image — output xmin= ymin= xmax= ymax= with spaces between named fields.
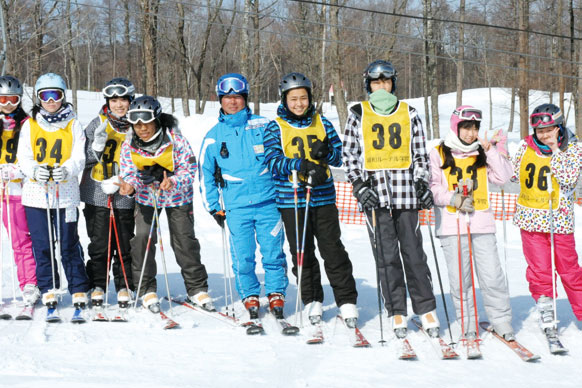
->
xmin=490 ymin=129 xmax=508 ymax=157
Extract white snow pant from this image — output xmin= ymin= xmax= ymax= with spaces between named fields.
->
xmin=439 ymin=233 xmax=513 ymax=336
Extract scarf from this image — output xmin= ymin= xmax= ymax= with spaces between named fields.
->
xmin=39 ymin=104 xmax=74 ymax=124
xmin=368 ymin=89 xmax=398 ymax=115
xmin=443 ymin=131 xmax=480 ymax=153
xmin=102 ymin=105 xmax=131 ymax=133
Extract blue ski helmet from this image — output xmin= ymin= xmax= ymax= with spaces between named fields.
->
xmin=216 ymin=73 xmax=249 ymax=101
xmin=363 ymin=60 xmax=397 ymax=94
xmin=35 ymin=73 xmax=67 ymax=95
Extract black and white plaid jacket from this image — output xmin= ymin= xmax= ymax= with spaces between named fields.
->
xmin=342 ymin=101 xmax=430 ymax=210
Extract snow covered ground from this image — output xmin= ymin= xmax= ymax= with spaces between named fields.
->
xmin=0 ymin=88 xmax=581 ymax=387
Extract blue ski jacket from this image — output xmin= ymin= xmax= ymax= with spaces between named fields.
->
xmin=199 ymin=107 xmax=276 ymax=213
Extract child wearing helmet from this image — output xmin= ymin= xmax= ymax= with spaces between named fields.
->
xmin=119 ymin=95 xmax=213 ymax=313
xmin=0 ymin=75 xmax=40 ymax=311
xmin=199 ymin=73 xmax=288 ymax=322
xmin=264 ymin=72 xmax=359 ymax=328
xmin=429 ymin=105 xmax=515 ymax=342
xmin=80 ymin=78 xmax=136 ymax=311
xmin=342 ymin=59 xmax=439 ymax=339
xmin=512 ymin=103 xmax=582 ymax=335
xmin=17 ymin=73 xmax=91 ymax=313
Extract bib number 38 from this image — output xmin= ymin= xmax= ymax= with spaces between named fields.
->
xmin=372 ymin=123 xmax=402 ymax=150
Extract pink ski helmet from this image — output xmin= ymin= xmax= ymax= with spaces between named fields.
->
xmin=450 ymin=105 xmax=483 ymax=135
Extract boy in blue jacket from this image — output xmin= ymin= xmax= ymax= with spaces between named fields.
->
xmin=199 ymin=73 xmax=288 ymax=319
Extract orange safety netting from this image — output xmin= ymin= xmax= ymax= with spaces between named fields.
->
xmin=335 ymin=181 xmax=523 ymax=226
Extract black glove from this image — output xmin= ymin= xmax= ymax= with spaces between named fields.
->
xmin=299 ymin=160 xmax=328 ymax=187
xmin=310 ymin=138 xmax=330 ymax=160
xmin=352 ymin=178 xmax=379 ymax=209
xmin=137 ymin=169 xmax=156 ymax=185
xmin=212 ymin=210 xmax=226 ymax=227
xmin=414 ymin=180 xmax=434 ymax=210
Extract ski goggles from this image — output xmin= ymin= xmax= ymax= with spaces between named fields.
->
xmin=366 ymin=70 xmax=395 ymax=80
xmin=455 ymin=107 xmax=483 ymax=121
xmin=216 ymin=77 xmax=248 ymax=95
xmin=127 ymin=109 xmax=156 ymax=124
xmin=38 ymin=89 xmax=65 ymax=103
xmin=103 ymin=84 xmax=131 ymax=98
xmin=0 ymin=95 xmax=20 ymax=105
xmin=530 ymin=112 xmax=560 ymax=128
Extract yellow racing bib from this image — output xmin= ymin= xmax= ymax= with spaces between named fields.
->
xmin=361 ymin=101 xmax=412 ymax=170
xmin=517 ymin=147 xmax=559 ymax=210
xmin=90 ymin=115 xmax=127 ymax=181
xmin=438 ymin=146 xmax=489 ymax=213
xmin=0 ymin=129 xmax=21 ymax=182
xmin=276 ymin=114 xmax=330 ymax=182
xmin=30 ymin=119 xmax=73 ymax=167
xmin=130 ymin=144 xmax=175 ymax=173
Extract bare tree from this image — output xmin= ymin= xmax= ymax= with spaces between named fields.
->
xmin=65 ymin=0 xmax=78 ymax=107
xmin=176 ymin=2 xmax=190 ymax=116
xmin=124 ymin=1 xmax=132 ymax=81
xmin=329 ymin=0 xmax=348 ymax=132
xmin=456 ymin=0 xmax=465 ymax=107
xmin=140 ymin=0 xmax=160 ymax=95
xmin=518 ymin=0 xmax=529 ymax=139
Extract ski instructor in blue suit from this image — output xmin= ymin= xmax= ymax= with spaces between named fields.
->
xmin=199 ymin=73 xmax=289 ymax=315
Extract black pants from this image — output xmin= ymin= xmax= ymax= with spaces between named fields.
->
xmin=365 ymin=208 xmax=436 ymax=317
xmin=280 ymin=204 xmax=357 ymax=307
xmin=84 ymin=204 xmax=135 ymax=292
xmin=131 ymin=203 xmax=208 ymax=297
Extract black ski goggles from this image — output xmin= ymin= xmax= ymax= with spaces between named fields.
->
xmin=127 ymin=109 xmax=156 ymax=124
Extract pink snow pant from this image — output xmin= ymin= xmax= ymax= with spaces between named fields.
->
xmin=2 ymin=195 xmax=36 ymax=289
xmin=521 ymin=229 xmax=582 ymax=320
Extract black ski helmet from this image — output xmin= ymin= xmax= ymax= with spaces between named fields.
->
xmin=363 ymin=60 xmax=397 ymax=94
xmin=530 ymin=103 xmax=563 ymax=129
xmin=279 ymin=72 xmax=313 ymax=109
xmin=103 ymin=77 xmax=135 ymax=101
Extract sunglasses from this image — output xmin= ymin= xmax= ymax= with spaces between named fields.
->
xmin=38 ymin=89 xmax=64 ymax=103
xmin=216 ymin=77 xmax=247 ymax=95
xmin=530 ymin=112 xmax=559 ymax=128
xmin=456 ymin=108 xmax=483 ymax=121
xmin=127 ymin=109 xmax=156 ymax=124
xmin=103 ymin=84 xmax=131 ymax=98
xmin=0 ymin=95 xmax=20 ymax=105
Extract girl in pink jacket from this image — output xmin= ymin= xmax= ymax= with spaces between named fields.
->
xmin=512 ymin=103 xmax=582 ymax=336
xmin=429 ymin=105 xmax=514 ymax=341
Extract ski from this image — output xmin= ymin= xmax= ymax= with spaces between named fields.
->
xmin=111 ymin=308 xmax=128 ymax=322
xmin=46 ymin=305 xmax=61 ymax=323
xmin=169 ymin=297 xmax=240 ymax=328
xmin=337 ymin=315 xmax=370 ymax=348
xmin=543 ymin=328 xmax=568 ymax=355
xmin=15 ymin=305 xmax=35 ymax=320
xmin=92 ymin=305 xmax=109 ymax=322
xmin=0 ymin=305 xmax=12 ymax=320
xmin=270 ymin=311 xmax=299 ymax=336
xmin=412 ymin=318 xmax=459 ymax=359
xmin=242 ymin=319 xmax=265 ymax=335
xmin=464 ymin=336 xmax=483 ymax=359
xmin=480 ymin=321 xmax=540 ymax=362
xmin=398 ymin=337 xmax=417 ymax=360
xmin=306 ymin=321 xmax=324 ymax=344
xmin=159 ymin=310 xmax=180 ymax=330
xmin=71 ymin=307 xmax=86 ymax=324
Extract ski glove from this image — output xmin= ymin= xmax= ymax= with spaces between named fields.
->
xmin=51 ymin=166 xmax=70 ymax=182
xmin=137 ymin=169 xmax=156 ymax=185
xmin=33 ymin=164 xmax=51 ymax=182
xmin=92 ymin=119 xmax=109 ymax=154
xmin=414 ymin=180 xmax=434 ymax=210
xmin=352 ymin=178 xmax=379 ymax=209
xmin=451 ymin=179 xmax=475 ymax=213
xmin=457 ymin=178 xmax=474 ymax=195
xmin=299 ymin=160 xmax=328 ymax=187
xmin=101 ymin=176 xmax=120 ymax=195
xmin=0 ymin=164 xmax=22 ymax=181
xmin=310 ymin=138 xmax=330 ymax=160
xmin=212 ymin=210 xmax=226 ymax=228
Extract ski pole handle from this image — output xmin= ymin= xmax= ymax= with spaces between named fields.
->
xmin=292 ymin=170 xmax=299 ymax=189
xmin=546 ymin=173 xmax=553 ymax=194
xmin=463 ymin=184 xmax=468 ymax=196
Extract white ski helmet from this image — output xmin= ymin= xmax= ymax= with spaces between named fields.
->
xmin=35 ymin=73 xmax=66 ymax=95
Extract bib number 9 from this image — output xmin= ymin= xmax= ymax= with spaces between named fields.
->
xmin=0 ymin=138 xmax=18 ymax=163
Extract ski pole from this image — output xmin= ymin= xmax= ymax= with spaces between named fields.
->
xmin=295 ymin=176 xmax=312 ymax=328
xmin=53 ymin=175 xmax=65 ymax=294
xmin=501 ymin=188 xmax=510 ymax=293
xmin=463 ymin=184 xmax=480 ymax=338
xmin=291 ymin=170 xmax=302 ymax=325
xmin=547 ymin=173 xmax=559 ymax=327
xmin=45 ymin=183 xmax=57 ymax=295
xmin=109 ymin=196 xmax=132 ymax=297
xmin=4 ymin=179 xmax=17 ymax=302
xmin=104 ymin=195 xmax=114 ymax=307
xmin=133 ymin=194 xmax=159 ymax=310
xmin=219 ymin=191 xmax=234 ymax=316
xmin=425 ymin=211 xmax=455 ymax=345
xmin=371 ymin=208 xmax=386 ymax=345
xmin=0 ymin=179 xmax=4 ymax=305
xmin=151 ymin=187 xmax=173 ymax=316
xmin=455 ymin=185 xmax=465 ymax=339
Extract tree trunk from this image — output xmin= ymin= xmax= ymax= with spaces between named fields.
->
xmin=317 ymin=4 xmax=327 ymax=114
xmin=241 ymin=0 xmax=251 ymax=77
xmin=124 ymin=1 xmax=132 ymax=81
xmin=329 ymin=0 xmax=348 ymax=132
xmin=176 ymin=3 xmax=190 ymax=116
xmin=518 ymin=0 xmax=529 ymax=139
xmin=66 ymin=0 xmax=78 ymax=107
xmin=456 ymin=0 xmax=465 ymax=107
xmin=425 ymin=0 xmax=439 ymax=138
xmin=508 ymin=86 xmax=516 ymax=132
xmin=422 ymin=4 xmax=431 ymax=139
xmin=251 ymin=0 xmax=260 ymax=115
xmin=140 ymin=0 xmax=160 ymax=95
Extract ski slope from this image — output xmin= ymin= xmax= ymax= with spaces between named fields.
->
xmin=0 ymin=88 xmax=581 ymax=388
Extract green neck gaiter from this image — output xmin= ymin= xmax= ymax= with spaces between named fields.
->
xmin=369 ymin=89 xmax=398 ymax=115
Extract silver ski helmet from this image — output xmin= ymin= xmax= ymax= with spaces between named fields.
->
xmin=103 ymin=77 xmax=135 ymax=101
xmin=363 ymin=60 xmax=397 ymax=94
xmin=127 ymin=95 xmax=162 ymax=125
xmin=0 ymin=75 xmax=23 ymax=96
xmin=279 ymin=72 xmax=312 ymax=109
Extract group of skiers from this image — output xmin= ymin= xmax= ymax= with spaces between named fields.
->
xmin=0 ymin=58 xmax=580 ymax=345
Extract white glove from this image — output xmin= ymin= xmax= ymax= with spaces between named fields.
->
xmin=0 ymin=164 xmax=22 ymax=181
xmin=33 ymin=164 xmax=51 ymax=182
xmin=51 ymin=165 xmax=70 ymax=182
xmin=92 ymin=119 xmax=109 ymax=153
xmin=101 ymin=176 xmax=120 ymax=195
xmin=456 ymin=178 xmax=474 ymax=195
